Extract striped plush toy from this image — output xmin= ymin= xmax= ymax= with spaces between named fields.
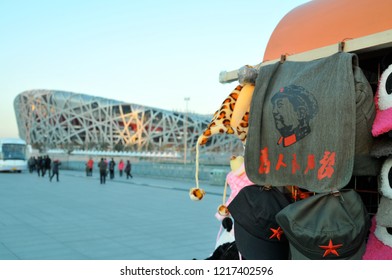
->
xmin=190 ymin=65 xmax=257 ymax=201
xmin=198 ymin=65 xmax=258 ymax=146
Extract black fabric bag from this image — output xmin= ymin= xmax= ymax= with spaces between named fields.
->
xmin=228 ymin=185 xmax=291 ymax=260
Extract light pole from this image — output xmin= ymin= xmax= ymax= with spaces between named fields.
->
xmin=184 ymin=97 xmax=190 ymax=164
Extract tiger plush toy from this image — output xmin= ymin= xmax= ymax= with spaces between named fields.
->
xmin=190 ymin=65 xmax=257 ymax=202
xmin=198 ymin=83 xmax=252 ymax=146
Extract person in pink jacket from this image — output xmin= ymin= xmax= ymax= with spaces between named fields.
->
xmin=118 ymin=159 xmax=125 ymax=177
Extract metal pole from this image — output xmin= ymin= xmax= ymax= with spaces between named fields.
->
xmin=184 ymin=97 xmax=190 ymax=164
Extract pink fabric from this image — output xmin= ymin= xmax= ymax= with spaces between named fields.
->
xmin=215 ymin=168 xmax=254 ymax=221
xmin=118 ymin=160 xmax=124 ymax=171
xmin=215 ymin=212 xmax=226 ymax=221
xmin=363 ymin=216 xmax=392 ymax=260
xmin=372 ymin=95 xmax=392 ymax=137
xmin=225 ymin=170 xmax=254 ymax=206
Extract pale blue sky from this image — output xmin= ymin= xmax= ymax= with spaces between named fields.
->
xmin=0 ymin=0 xmax=310 ymax=138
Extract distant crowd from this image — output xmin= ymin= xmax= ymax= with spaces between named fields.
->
xmin=28 ymin=155 xmax=133 ymax=184
xmin=88 ymin=158 xmax=133 ymax=184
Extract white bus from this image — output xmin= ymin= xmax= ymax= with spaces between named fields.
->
xmin=0 ymin=138 xmax=28 ymax=172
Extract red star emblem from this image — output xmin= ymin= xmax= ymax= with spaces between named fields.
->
xmin=269 ymin=226 xmax=283 ymax=240
xmin=319 ymin=239 xmax=343 ymax=257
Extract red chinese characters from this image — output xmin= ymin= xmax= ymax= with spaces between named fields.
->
xmin=258 ymin=147 xmax=336 ymax=180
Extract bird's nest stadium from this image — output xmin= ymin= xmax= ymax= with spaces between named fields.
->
xmin=13 ymin=90 xmax=242 ymax=159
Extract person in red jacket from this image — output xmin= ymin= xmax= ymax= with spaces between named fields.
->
xmin=86 ymin=158 xmax=94 ymax=176
xmin=118 ymin=159 xmax=124 ymax=177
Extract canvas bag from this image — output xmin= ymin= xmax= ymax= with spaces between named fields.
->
xmin=245 ymin=52 xmax=377 ymax=193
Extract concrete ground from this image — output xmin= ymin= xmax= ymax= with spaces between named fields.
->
xmin=0 ymin=169 xmax=225 ymax=260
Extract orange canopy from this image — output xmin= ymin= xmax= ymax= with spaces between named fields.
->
xmin=263 ymin=0 xmax=392 ymax=62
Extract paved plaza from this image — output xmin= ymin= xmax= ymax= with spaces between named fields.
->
xmin=0 ymin=169 xmax=224 ymax=260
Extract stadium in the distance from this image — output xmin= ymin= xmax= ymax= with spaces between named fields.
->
xmin=13 ymin=89 xmax=240 ymax=157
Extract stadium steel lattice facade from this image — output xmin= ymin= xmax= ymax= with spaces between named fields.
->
xmin=13 ymin=90 xmax=241 ymax=155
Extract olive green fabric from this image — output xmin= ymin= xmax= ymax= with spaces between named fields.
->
xmin=276 ymin=190 xmax=369 ymax=260
xmin=245 ymin=52 xmax=376 ymax=193
xmin=352 ymin=63 xmax=380 ymax=175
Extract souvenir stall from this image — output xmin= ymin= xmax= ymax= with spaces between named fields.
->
xmin=190 ymin=0 xmax=392 ymax=260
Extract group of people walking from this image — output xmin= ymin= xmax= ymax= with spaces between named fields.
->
xmin=88 ymin=158 xmax=133 ymax=184
xmin=28 ymin=155 xmax=133 ymax=185
xmin=28 ymin=155 xmax=61 ymax=182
